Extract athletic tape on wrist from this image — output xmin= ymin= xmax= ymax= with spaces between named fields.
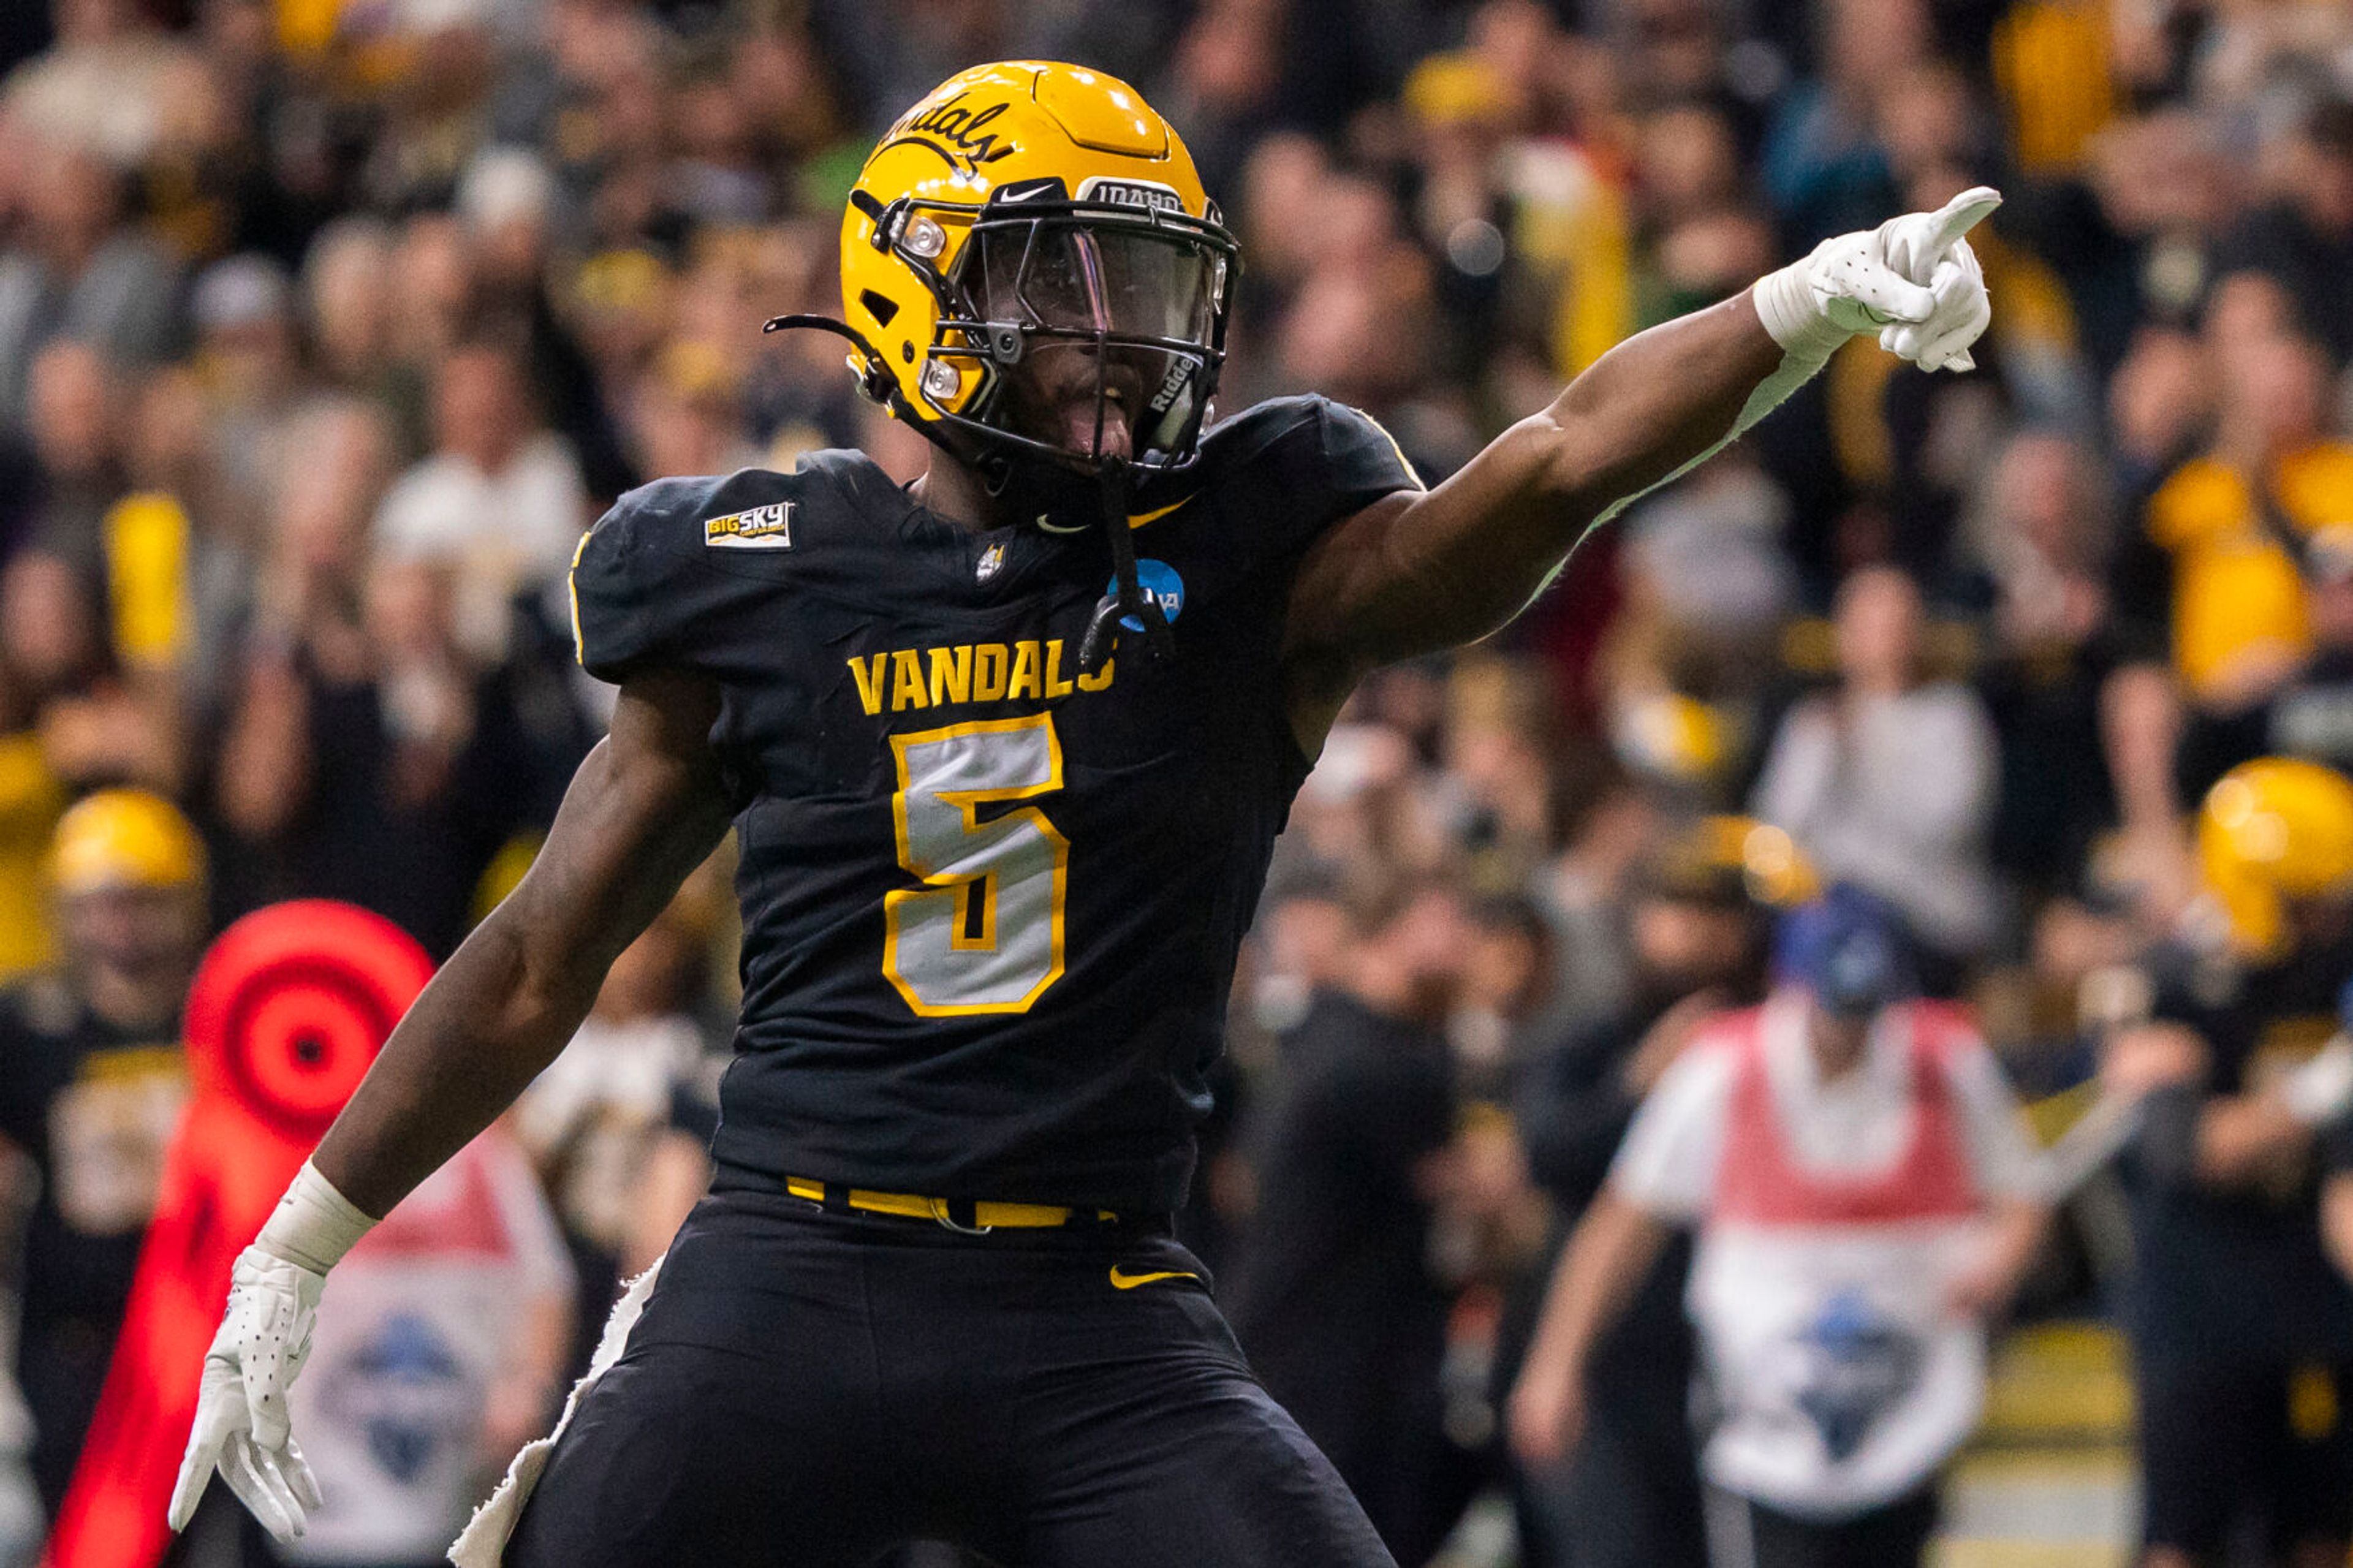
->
xmin=255 ymin=1161 xmax=377 ymax=1274
xmin=1749 ymin=261 xmax=1848 ymax=360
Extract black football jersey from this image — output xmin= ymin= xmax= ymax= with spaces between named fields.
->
xmin=569 ymin=396 xmax=1417 ymax=1211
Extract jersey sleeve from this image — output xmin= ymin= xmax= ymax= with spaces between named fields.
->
xmin=567 ymin=475 xmax=741 ymax=683
xmin=1608 ymin=1037 xmax=1738 ymax=1221
xmin=1940 ymin=1031 xmax=2042 ymax=1201
xmin=1202 ymin=395 xmax=1424 ymax=571
xmin=1313 ymin=398 xmax=1424 ymax=514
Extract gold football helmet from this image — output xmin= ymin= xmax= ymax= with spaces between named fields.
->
xmin=770 ymin=61 xmax=1237 ymax=485
xmin=2199 ymin=757 xmax=2353 ymax=958
xmin=49 ymin=789 xmax=206 ymax=895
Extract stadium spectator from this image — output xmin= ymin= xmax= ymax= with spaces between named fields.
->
xmin=373 ymin=339 xmax=588 ymax=664
xmin=1752 ymin=566 xmax=2002 ymax=969
xmin=1504 ymin=817 xmax=1794 ymax=1568
xmin=1226 ymin=882 xmax=1474 ymax=1567
xmin=2176 ymin=499 xmax=2353 ymax=799
xmin=2119 ymin=330 xmax=2353 ymax=715
xmin=18 ymin=338 xmax=119 ymax=568
xmin=2106 ymin=758 xmax=2353 ymax=1568
xmin=0 ymin=0 xmax=199 ymax=172
xmin=2 ymin=546 xmax=182 ymax=795
xmin=302 ymin=219 xmax=411 ymax=416
xmin=1758 ymin=0 xmax=1919 ymax=246
xmin=1510 ymin=888 xmax=2048 ymax=1568
xmin=2211 ymin=97 xmax=2353 ymax=370
xmin=0 ymin=790 xmax=203 ymax=1514
xmin=213 ymin=545 xmax=555 ymax=957
xmin=0 ymin=140 xmax=180 ymax=427
xmin=186 ymin=252 xmax=303 ymax=525
xmin=1964 ymin=430 xmax=2121 ymax=892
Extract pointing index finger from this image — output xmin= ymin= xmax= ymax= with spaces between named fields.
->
xmin=1922 ymin=186 xmax=2002 ymax=257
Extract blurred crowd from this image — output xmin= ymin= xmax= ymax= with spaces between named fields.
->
xmin=7 ymin=0 xmax=2353 ymax=1564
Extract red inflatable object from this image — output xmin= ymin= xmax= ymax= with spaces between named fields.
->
xmin=45 ymin=901 xmax=433 ymax=1568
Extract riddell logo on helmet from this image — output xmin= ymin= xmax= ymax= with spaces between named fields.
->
xmin=1076 ymin=176 xmax=1184 ymax=214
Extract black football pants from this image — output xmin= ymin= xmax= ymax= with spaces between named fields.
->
xmin=505 ymin=1184 xmax=1397 ymax=1567
xmin=1710 ymin=1483 xmax=1939 ymax=1568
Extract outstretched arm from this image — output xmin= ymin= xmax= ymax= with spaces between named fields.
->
xmin=316 ymin=667 xmax=734 ymax=1216
xmin=1282 ymin=188 xmax=1999 ymax=748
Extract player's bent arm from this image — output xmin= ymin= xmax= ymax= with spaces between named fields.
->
xmin=171 ymin=672 xmax=731 ymax=1543
xmin=1506 ymin=1186 xmax=1671 ymax=1465
xmin=313 ymin=668 xmax=733 ymax=1219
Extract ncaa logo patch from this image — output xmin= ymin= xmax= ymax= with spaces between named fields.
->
xmin=704 ymin=502 xmax=794 ymax=550
xmin=1112 ymin=559 xmax=1184 ymax=631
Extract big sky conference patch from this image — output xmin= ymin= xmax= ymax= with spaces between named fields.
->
xmin=705 ymin=502 xmax=795 ymax=550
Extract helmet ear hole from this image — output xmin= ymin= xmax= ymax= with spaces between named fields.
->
xmin=861 ymin=290 xmax=900 ymax=327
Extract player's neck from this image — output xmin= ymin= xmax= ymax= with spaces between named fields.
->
xmin=909 ymin=452 xmax=1015 ymax=534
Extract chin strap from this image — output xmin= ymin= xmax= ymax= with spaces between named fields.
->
xmin=770 ymin=314 xmax=1173 ymax=674
xmin=1077 ymin=459 xmax=1172 ymax=677
xmin=762 ymin=314 xmax=902 ymax=406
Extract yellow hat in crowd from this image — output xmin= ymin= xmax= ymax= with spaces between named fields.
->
xmin=1643 ymin=816 xmax=1821 ymax=910
xmin=2199 ymin=758 xmax=2353 ymax=957
xmin=48 ymin=790 xmax=206 ymax=897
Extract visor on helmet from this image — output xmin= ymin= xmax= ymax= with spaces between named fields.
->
xmin=969 ymin=222 xmax=1221 ymax=344
xmin=936 ymin=207 xmax=1233 ymax=470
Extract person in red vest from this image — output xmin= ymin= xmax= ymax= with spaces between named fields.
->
xmin=1509 ymin=887 xmax=2049 ymax=1568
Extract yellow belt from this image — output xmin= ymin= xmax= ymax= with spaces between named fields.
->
xmin=784 ymin=1176 xmax=1116 ymax=1232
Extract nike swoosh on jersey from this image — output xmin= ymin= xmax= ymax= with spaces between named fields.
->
xmin=1126 ymin=498 xmax=1192 ymax=530
xmin=1108 ymin=1265 xmax=1200 ymax=1290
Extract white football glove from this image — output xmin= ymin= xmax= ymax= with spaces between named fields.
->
xmin=169 ymin=1161 xmax=374 ymax=1543
xmin=167 ymin=1246 xmax=326 ymax=1541
xmin=1752 ymin=186 xmax=2001 ymax=373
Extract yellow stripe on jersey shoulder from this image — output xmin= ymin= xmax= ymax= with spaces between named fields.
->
xmin=1347 ymin=406 xmax=1427 ymax=492
xmin=567 ymin=528 xmax=593 ymax=668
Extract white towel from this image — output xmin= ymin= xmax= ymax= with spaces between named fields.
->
xmin=448 ymin=1256 xmax=664 ymax=1567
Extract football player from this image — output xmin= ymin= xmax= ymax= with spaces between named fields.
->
xmin=172 ymin=62 xmax=1996 ymax=1567
xmin=2102 ymin=759 xmax=2353 ymax=1568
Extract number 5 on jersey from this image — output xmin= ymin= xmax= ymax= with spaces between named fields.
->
xmin=885 ymin=714 xmax=1069 ymax=1016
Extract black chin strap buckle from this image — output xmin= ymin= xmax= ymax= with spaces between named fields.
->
xmin=1076 ymin=589 xmax=1172 ymax=678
